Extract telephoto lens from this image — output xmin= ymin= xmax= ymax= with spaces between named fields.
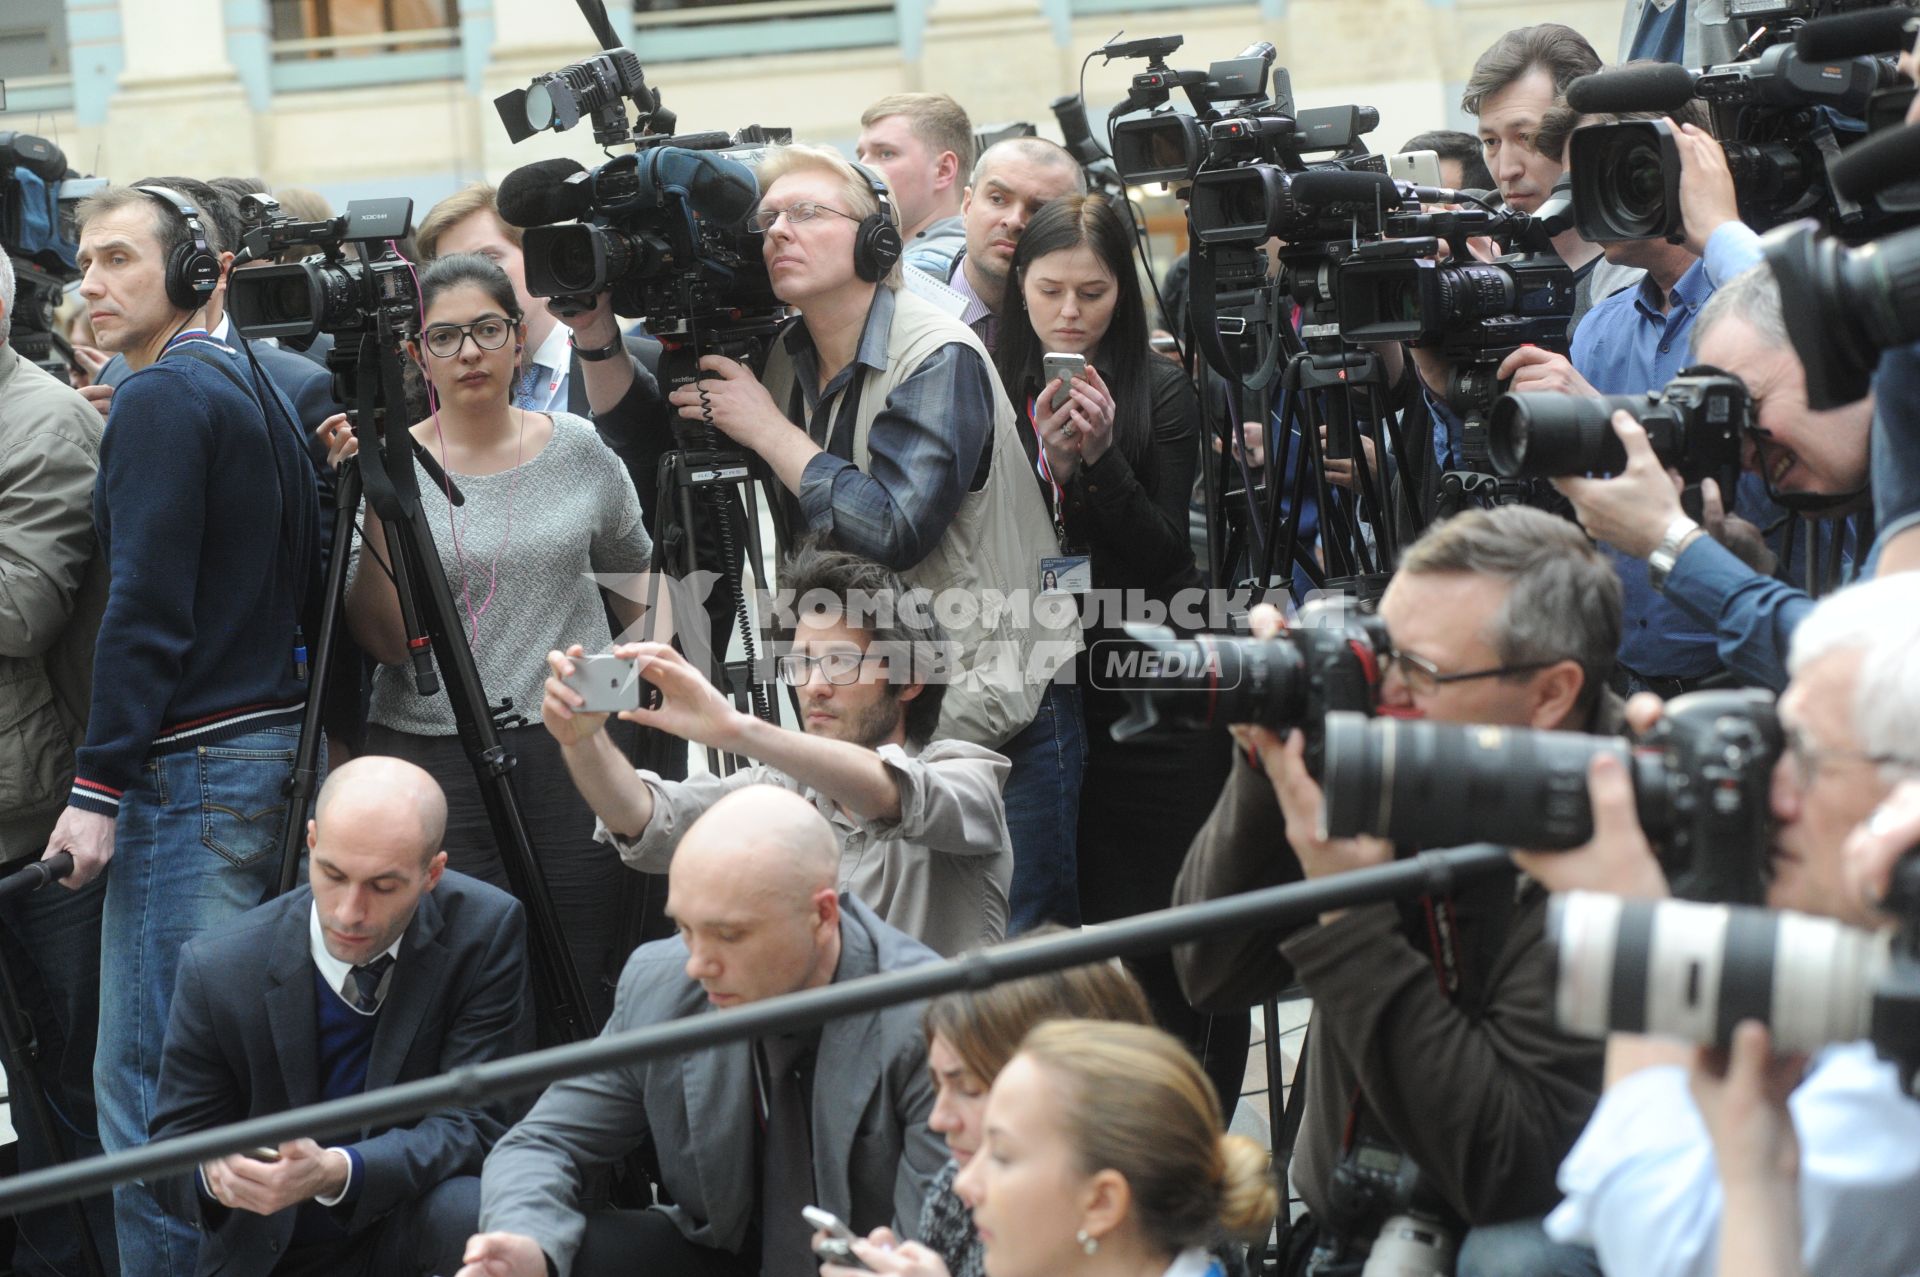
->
xmin=1490 ymin=372 xmax=1749 ymax=481
xmin=1550 ymin=891 xmax=1886 ymax=1051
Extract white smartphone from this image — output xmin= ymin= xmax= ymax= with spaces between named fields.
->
xmin=1042 ymin=351 xmax=1088 ymax=411
xmin=1387 ymin=148 xmax=1443 ymax=190
xmin=561 ymin=652 xmax=641 ymax=714
xmin=804 ymin=1207 xmax=874 ymax=1272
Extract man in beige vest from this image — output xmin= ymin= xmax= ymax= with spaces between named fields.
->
xmin=663 ymin=142 xmax=1084 ymax=933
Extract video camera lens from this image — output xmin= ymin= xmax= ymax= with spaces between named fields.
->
xmin=228 ymin=259 xmax=360 ymax=344
xmin=1765 ymin=221 xmax=1920 ymax=409
xmin=1112 ymin=112 xmax=1204 ymax=186
xmin=522 ymin=223 xmax=651 ymax=298
xmin=1571 ymin=121 xmax=1683 ymax=243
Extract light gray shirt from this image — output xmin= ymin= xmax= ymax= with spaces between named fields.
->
xmin=351 ymin=412 xmax=652 ymax=736
xmin=596 ymin=739 xmax=1013 ymax=956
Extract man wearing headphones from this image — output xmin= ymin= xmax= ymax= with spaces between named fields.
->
xmin=45 ymin=182 xmax=321 ymax=1277
xmin=664 ymin=144 xmax=1077 ymax=933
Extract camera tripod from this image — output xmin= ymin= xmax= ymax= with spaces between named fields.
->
xmin=269 ymin=321 xmax=598 ymax=1047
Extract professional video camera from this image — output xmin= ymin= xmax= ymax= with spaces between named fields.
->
xmin=1321 ymin=689 xmax=1782 ymax=903
xmin=1551 ymin=850 xmax=1920 ymax=1095
xmin=1488 ymin=368 xmax=1751 ymax=483
xmin=1565 ymin=3 xmax=1920 ymax=243
xmin=0 ymin=130 xmax=106 ymax=372
xmin=1764 ymin=218 xmax=1920 ymax=408
xmin=227 ymin=195 xmax=418 ymax=350
xmin=1103 ymin=595 xmax=1387 ymax=748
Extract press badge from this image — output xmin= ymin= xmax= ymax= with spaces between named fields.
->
xmin=1040 ymin=555 xmax=1091 ymax=594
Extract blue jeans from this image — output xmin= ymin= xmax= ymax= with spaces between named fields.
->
xmin=0 ymin=865 xmax=117 ymax=1275
xmin=1002 ymin=681 xmax=1087 ymax=933
xmin=1456 ymin=1217 xmax=1601 ymax=1277
xmin=96 ymin=725 xmax=300 ymax=1277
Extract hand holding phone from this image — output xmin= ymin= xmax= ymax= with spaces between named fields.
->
xmin=1042 ymin=352 xmax=1088 ymax=411
xmin=561 ymin=652 xmax=641 ymax=714
xmin=804 ymin=1207 xmax=878 ymax=1271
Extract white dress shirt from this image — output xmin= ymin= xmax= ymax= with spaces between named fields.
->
xmin=1546 ymin=1042 xmax=1920 ymax=1277
xmin=517 ymin=320 xmax=572 ymax=412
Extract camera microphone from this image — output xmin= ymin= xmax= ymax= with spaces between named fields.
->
xmin=1794 ymin=5 xmax=1920 ymax=61
xmin=1051 ymin=93 xmax=1107 ymax=167
xmin=498 ymin=157 xmax=593 ymax=229
xmin=1565 ymin=62 xmax=1699 ymax=115
xmin=1832 ymin=121 xmax=1920 ymax=202
xmin=1290 ymin=169 xmax=1403 ymax=207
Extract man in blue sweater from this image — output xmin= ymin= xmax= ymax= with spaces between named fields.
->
xmin=42 ymin=181 xmax=321 ymax=1277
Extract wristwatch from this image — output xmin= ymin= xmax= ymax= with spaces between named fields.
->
xmin=571 ymin=334 xmax=625 ymax=362
xmin=1647 ymin=514 xmax=1705 ymax=591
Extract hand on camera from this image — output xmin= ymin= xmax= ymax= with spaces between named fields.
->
xmin=1668 ymin=120 xmax=1742 ymax=259
xmin=1845 ymin=779 xmax=1920 ymax=925
xmin=1689 ymin=1021 xmax=1807 ymax=1195
xmin=1231 ymin=604 xmax=1393 ymax=916
xmin=1498 ymin=346 xmax=1599 ymax=398
xmin=819 ymin=1226 xmax=952 ymax=1277
xmin=79 ymin=381 xmax=113 ymax=420
xmin=1698 ymin=475 xmax=1775 ymax=575
xmin=316 ymin=412 xmax=357 ymax=470
xmin=1510 ymin=751 xmax=1670 ymax=899
xmin=455 ymin=1231 xmax=550 ymax=1277
xmin=548 ymin=289 xmax=621 ymax=349
xmin=1319 ymin=425 xmax=1378 ymax=492
xmin=200 ymin=1140 xmax=348 ymax=1216
xmin=612 ymin=640 xmax=745 ymax=752
xmin=1552 ymin=411 xmax=1685 ymax=557
xmin=542 ymin=645 xmax=614 ymax=748
xmin=666 ymin=355 xmax=787 ymax=451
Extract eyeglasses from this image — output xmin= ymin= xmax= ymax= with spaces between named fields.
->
xmin=775 ymin=650 xmax=883 ymax=686
xmin=422 ymin=316 xmax=513 ymax=359
xmin=1383 ymin=648 xmax=1561 ymax=697
xmin=747 ymin=201 xmax=863 ymax=234
xmin=1779 ymin=723 xmax=1917 ymax=790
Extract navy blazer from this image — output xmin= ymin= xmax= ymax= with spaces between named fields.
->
xmin=150 ymin=871 xmax=535 ymax=1277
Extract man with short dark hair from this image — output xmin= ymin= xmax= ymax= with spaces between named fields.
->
xmin=459 ymin=785 xmax=946 ymax=1277
xmin=151 ymin=757 xmax=534 ymax=1277
xmin=858 ymin=93 xmax=974 ymax=278
xmin=947 ymin=136 xmax=1086 ymax=352
xmin=544 ymin=544 xmax=1012 ymax=956
xmin=50 ymin=181 xmax=322 ymax=1277
xmin=1399 ymin=130 xmax=1494 ymax=194
xmin=1174 ymin=505 xmax=1618 ymax=1274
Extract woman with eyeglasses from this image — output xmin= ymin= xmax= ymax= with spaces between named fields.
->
xmin=992 ymin=193 xmax=1243 ymax=1110
xmin=318 ymin=251 xmax=652 ymax=1024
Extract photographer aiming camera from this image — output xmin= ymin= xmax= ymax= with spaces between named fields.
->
xmin=1172 ymin=505 xmax=1620 ymax=1273
xmin=1518 ymin=573 xmax=1920 ymax=1277
xmin=542 ymin=544 xmax=1014 ymax=959
xmin=661 ymin=143 xmax=1079 ymax=932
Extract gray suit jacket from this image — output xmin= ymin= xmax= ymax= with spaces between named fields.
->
xmin=479 ymin=894 xmax=946 ymax=1276
xmin=151 ymin=872 xmax=536 ymax=1276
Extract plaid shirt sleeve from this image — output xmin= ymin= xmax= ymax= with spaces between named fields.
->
xmin=795 ymin=341 xmax=995 ymax=570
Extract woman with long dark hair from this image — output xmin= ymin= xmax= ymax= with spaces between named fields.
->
xmin=993 ymin=195 xmax=1244 ymax=1110
xmin=317 ymin=251 xmax=652 ymax=1025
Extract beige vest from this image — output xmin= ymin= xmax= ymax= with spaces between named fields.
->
xmin=763 ymin=289 xmax=1078 ymax=748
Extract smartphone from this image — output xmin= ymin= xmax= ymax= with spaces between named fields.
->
xmin=1042 ymin=352 xmax=1088 ymax=411
xmin=1387 ymin=148 xmax=1443 ymax=190
xmin=813 ymin=1238 xmax=875 ymax=1272
xmin=802 ymin=1206 xmax=856 ymax=1243
xmin=561 ymin=652 xmax=641 ymax=714
xmin=245 ymin=1146 xmax=282 ymax=1163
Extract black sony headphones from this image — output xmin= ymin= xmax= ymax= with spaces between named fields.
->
xmin=135 ymin=184 xmax=222 ymax=313
xmin=847 ymin=162 xmax=904 ymax=284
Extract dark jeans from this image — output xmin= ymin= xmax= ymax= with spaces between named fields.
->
xmin=572 ymin=1207 xmax=757 ymax=1277
xmin=366 ymin=721 xmax=641 ymax=1028
xmin=274 ymin=1175 xmax=481 ymax=1277
xmin=1001 ymin=681 xmax=1087 ymax=933
xmin=0 ymin=865 xmax=117 ymax=1276
xmin=1455 ymin=1216 xmax=1602 ymax=1277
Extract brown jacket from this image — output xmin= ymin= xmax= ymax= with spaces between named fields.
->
xmin=1171 ymin=755 xmax=1605 ymax=1227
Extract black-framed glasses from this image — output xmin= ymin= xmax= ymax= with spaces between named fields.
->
xmin=1384 ymin=648 xmax=1561 ymax=696
xmin=422 ymin=316 xmax=513 ymax=358
xmin=747 ymin=200 xmax=863 ymax=234
xmin=775 ymin=650 xmax=883 ymax=686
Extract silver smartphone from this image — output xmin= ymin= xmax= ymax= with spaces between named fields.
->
xmin=1042 ymin=351 xmax=1088 ymax=410
xmin=561 ymin=652 xmax=640 ymax=713
xmin=803 ymin=1206 xmax=874 ymax=1271
xmin=1387 ymin=148 xmax=1443 ymax=190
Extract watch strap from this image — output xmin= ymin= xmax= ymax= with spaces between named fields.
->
xmin=571 ymin=334 xmax=625 ymax=363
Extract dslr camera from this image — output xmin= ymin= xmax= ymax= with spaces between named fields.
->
xmin=227 ymin=195 xmax=418 ymax=348
xmin=1488 ymin=367 xmax=1751 ymax=483
xmin=1104 ymin=596 xmax=1387 ymax=756
xmin=1310 ymin=1141 xmax=1457 ymax=1277
xmin=1551 ymin=849 xmax=1920 ymax=1095
xmin=1321 ymin=689 xmax=1782 ymax=904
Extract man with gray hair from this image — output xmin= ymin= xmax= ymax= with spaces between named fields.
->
xmin=0 ymin=243 xmax=117 ymax=1272
xmin=1512 ymin=572 xmax=1920 ymax=1277
xmin=946 ymin=136 xmax=1086 ymax=351
xmin=1173 ymin=505 xmax=1620 ymax=1274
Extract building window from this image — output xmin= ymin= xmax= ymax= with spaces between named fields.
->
xmin=0 ymin=0 xmax=70 ymax=80
xmin=269 ymin=0 xmax=457 ymax=57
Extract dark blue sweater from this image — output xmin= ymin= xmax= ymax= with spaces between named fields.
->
xmin=70 ymin=334 xmax=320 ymax=815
